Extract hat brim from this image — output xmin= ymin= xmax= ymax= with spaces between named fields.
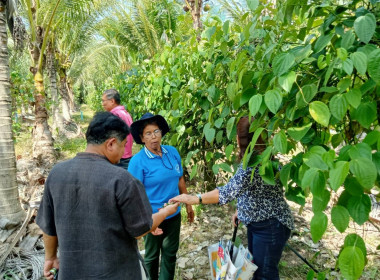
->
xmin=131 ymin=115 xmax=170 ymax=144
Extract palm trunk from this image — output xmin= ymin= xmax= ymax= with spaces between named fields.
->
xmin=28 ymin=5 xmax=55 ymax=165
xmin=67 ymin=79 xmax=75 ymax=113
xmin=47 ymin=47 xmax=64 ymax=132
xmin=188 ymin=0 xmax=203 ymax=30
xmin=32 ymin=77 xmax=56 ymax=164
xmin=0 ymin=2 xmax=25 ymax=225
xmin=59 ymin=68 xmax=71 ymax=122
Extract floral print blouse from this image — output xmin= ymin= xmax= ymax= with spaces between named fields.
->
xmin=218 ymin=164 xmax=294 ymax=230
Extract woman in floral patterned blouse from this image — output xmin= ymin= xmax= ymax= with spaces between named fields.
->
xmin=171 ymin=116 xmax=294 ymax=280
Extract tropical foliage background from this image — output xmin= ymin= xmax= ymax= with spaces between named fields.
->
xmin=0 ymin=0 xmax=379 ymax=279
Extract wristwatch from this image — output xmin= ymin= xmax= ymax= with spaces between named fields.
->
xmin=196 ymin=193 xmax=202 ymax=204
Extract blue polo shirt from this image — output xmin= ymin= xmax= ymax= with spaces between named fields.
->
xmin=128 ymin=145 xmax=183 ymax=219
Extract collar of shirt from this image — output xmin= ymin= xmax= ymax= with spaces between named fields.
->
xmin=144 ymin=146 xmax=168 ymax=158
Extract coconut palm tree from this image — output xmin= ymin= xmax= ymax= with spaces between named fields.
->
xmin=0 ymin=0 xmax=26 ymax=225
xmin=18 ymin=0 xmax=98 ymax=164
xmin=71 ymin=0 xmax=184 ymax=88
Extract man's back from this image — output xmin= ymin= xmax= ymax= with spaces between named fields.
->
xmin=36 ymin=153 xmax=152 ymax=279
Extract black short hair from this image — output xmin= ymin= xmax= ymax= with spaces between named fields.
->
xmin=103 ymin=88 xmax=121 ymax=105
xmin=86 ymin=112 xmax=130 ymax=145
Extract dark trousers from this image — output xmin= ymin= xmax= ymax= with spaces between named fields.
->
xmin=144 ymin=214 xmax=181 ymax=280
xmin=247 ymin=218 xmax=291 ymax=280
xmin=116 ymin=157 xmax=131 ymax=170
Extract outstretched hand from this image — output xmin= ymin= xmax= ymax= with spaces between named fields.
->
xmin=169 ymin=194 xmax=199 ymax=205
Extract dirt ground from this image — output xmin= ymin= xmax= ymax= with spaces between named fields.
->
xmin=168 ymin=201 xmax=380 ymax=280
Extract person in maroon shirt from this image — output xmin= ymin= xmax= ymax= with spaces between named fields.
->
xmin=102 ymin=88 xmax=133 ymax=169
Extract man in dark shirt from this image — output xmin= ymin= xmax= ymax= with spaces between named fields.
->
xmin=36 ymin=112 xmax=179 ymax=280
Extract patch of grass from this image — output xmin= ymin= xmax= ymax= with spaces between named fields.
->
xmin=55 ymin=137 xmax=87 ymax=159
xmin=14 ymin=129 xmax=33 ymax=159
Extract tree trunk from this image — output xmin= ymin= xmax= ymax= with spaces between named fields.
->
xmin=0 ymin=2 xmax=26 ymax=225
xmin=29 ymin=23 xmax=55 ymax=165
xmin=188 ymin=0 xmax=203 ymax=30
xmin=47 ymin=47 xmax=64 ymax=132
xmin=59 ymin=68 xmax=71 ymax=122
xmin=67 ymin=79 xmax=75 ymax=113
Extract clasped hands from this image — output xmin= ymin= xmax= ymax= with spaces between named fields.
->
xmin=153 ymin=197 xmax=194 ymax=236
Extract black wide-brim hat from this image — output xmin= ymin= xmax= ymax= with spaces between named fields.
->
xmin=130 ymin=112 xmax=170 ymax=144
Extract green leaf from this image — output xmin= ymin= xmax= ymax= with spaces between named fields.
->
xmin=352 ymin=102 xmax=377 ymax=128
xmin=329 ymin=161 xmax=350 ymax=191
xmin=329 ymin=94 xmax=348 ymax=121
xmin=296 ymin=84 xmax=318 ymax=108
xmin=278 ymin=71 xmax=296 ymax=92
xmin=303 ymin=152 xmax=328 ymax=171
xmin=225 ymin=144 xmax=234 ymax=159
xmin=306 ymin=270 xmax=315 ymax=280
xmin=249 ymin=94 xmax=262 ymax=117
xmin=215 ymin=118 xmax=223 ymax=128
xmin=363 ymin=131 xmax=380 ymax=147
xmin=223 ymin=20 xmax=230 ymax=35
xmin=347 ymin=194 xmax=371 ymax=225
xmin=212 ymin=164 xmax=219 ymax=175
xmin=345 ymin=177 xmax=364 ymax=197
xmin=280 ymin=163 xmax=292 ymax=187
xmin=373 ymin=152 xmax=380 ymax=176
xmin=331 ymin=205 xmax=350 ymax=233
xmin=342 ymin=59 xmax=353 ymax=75
xmin=345 ymin=89 xmax=361 ymax=108
xmin=190 ymin=164 xmax=198 ymax=180
xmin=314 ymin=33 xmax=334 ymax=53
xmin=273 ymin=130 xmax=287 ymax=154
xmin=264 ymin=89 xmax=282 ymax=113
xmin=273 ymin=53 xmax=295 ymax=76
xmin=203 ymin=123 xmax=215 ymax=143
xmin=202 ymin=26 xmax=216 ymax=41
xmin=309 ymin=101 xmax=331 ymax=127
xmin=302 ymin=168 xmax=325 ymax=195
xmin=337 ymin=48 xmax=348 ymax=61
xmin=287 ymin=123 xmax=312 ymax=141
xmin=344 ymin=234 xmax=367 ymax=258
xmin=227 ymin=82 xmax=237 ymax=102
xmin=349 ymin=158 xmax=377 ymax=190
xmin=341 ymin=30 xmax=355 ymax=49
xmin=368 ymin=49 xmax=380 ymax=84
xmin=259 ymin=161 xmax=275 ymax=185
xmin=350 ymin=52 xmax=367 ymax=76
xmin=247 ymin=0 xmax=259 ymax=12
xmin=312 ymin=189 xmax=330 ymax=212
xmin=310 ymin=211 xmax=328 ymax=243
xmin=348 ymin=143 xmax=372 ymax=160
xmin=339 ymin=247 xmax=365 ymax=280
xmin=219 ymin=163 xmax=232 ymax=173
xmin=354 ymin=13 xmax=376 ymax=44
xmin=226 ymin=117 xmax=236 ymax=140
xmin=216 ymin=131 xmax=223 ymax=144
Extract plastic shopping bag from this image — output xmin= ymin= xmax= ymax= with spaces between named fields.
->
xmin=208 ymin=240 xmax=257 ymax=280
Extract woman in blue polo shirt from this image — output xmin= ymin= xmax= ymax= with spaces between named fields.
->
xmin=128 ymin=113 xmax=194 ymax=280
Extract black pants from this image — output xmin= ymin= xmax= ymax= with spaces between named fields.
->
xmin=116 ymin=157 xmax=132 ymax=170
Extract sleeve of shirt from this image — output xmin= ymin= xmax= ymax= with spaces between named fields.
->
xmin=171 ymin=146 xmax=183 ymax=176
xmin=116 ymin=174 xmax=153 ymax=238
xmin=35 ymin=175 xmax=57 ymax=236
xmin=128 ymin=155 xmax=144 ymax=183
xmin=217 ymin=166 xmax=253 ymax=205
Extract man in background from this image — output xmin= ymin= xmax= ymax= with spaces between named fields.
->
xmin=36 ymin=112 xmax=179 ymax=280
xmin=102 ymin=88 xmax=133 ymax=169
